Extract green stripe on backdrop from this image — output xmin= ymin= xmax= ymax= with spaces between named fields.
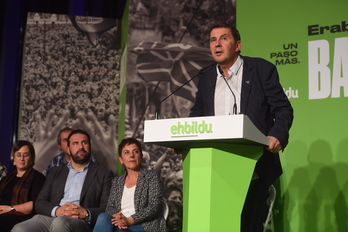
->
xmin=238 ymin=0 xmax=348 ymax=231
xmin=117 ymin=0 xmax=130 ymax=175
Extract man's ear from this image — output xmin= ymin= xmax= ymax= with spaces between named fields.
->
xmin=236 ymin=41 xmax=242 ymax=52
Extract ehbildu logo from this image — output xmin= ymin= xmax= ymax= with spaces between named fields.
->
xmin=171 ymin=120 xmax=213 ymax=137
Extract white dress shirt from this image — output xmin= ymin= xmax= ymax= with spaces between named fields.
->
xmin=214 ymin=56 xmax=244 ymax=115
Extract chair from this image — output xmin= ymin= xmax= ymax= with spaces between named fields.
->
xmin=263 ymin=185 xmax=276 ymax=232
xmin=0 ymin=163 xmax=6 ymax=181
xmin=161 ymin=200 xmax=169 ymax=220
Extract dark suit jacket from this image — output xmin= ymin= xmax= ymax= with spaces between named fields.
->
xmin=106 ymin=169 xmax=166 ymax=232
xmin=35 ymin=161 xmax=113 ymax=226
xmin=190 ymin=56 xmax=294 ymax=185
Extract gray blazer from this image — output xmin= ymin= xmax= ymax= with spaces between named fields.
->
xmin=106 ymin=168 xmax=166 ymax=232
xmin=35 ymin=161 xmax=114 ymax=227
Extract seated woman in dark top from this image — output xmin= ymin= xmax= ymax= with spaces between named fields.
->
xmin=0 ymin=140 xmax=46 ymax=232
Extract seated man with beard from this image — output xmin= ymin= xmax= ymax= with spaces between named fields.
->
xmin=12 ymin=129 xmax=114 ymax=232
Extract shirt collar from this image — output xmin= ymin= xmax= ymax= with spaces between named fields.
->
xmin=227 ymin=56 xmax=243 ymax=78
xmin=67 ymin=161 xmax=90 ymax=172
xmin=216 ymin=56 xmax=243 ymax=79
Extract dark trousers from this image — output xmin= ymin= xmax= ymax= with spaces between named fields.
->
xmin=0 ymin=213 xmax=33 ymax=232
xmin=241 ymin=178 xmax=271 ymax=232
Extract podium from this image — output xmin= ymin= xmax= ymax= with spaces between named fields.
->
xmin=144 ymin=115 xmax=269 ymax=231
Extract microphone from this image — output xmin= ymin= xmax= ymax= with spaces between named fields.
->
xmin=218 ymin=65 xmax=238 ymax=115
xmin=155 ymin=64 xmax=214 ymax=119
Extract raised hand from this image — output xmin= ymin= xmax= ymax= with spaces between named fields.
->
xmin=32 ymin=109 xmax=70 ymax=173
xmin=73 ymin=110 xmax=117 ymax=173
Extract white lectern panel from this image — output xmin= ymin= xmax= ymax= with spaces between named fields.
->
xmin=144 ymin=114 xmax=269 ymax=149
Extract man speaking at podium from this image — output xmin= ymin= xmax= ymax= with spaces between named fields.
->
xmin=189 ymin=23 xmax=293 ymax=232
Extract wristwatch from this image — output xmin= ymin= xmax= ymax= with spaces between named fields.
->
xmin=85 ymin=209 xmax=90 ymax=222
xmin=10 ymin=206 xmax=16 ymax=211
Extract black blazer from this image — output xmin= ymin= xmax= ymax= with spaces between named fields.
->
xmin=35 ymin=161 xmax=114 ymax=226
xmin=190 ymin=56 xmax=294 ymax=185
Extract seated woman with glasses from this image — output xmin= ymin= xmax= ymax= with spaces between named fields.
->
xmin=0 ymin=140 xmax=46 ymax=232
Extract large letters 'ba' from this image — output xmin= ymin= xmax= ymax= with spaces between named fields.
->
xmin=308 ymin=37 xmax=348 ymax=99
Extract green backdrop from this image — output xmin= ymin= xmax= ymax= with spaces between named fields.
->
xmin=238 ymin=0 xmax=348 ymax=231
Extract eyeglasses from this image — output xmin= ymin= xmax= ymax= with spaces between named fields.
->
xmin=14 ymin=153 xmax=30 ymax=159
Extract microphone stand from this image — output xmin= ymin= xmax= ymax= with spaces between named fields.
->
xmin=155 ymin=64 xmax=214 ymax=119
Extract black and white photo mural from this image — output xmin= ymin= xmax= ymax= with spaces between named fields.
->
xmin=19 ymin=12 xmax=121 ymax=174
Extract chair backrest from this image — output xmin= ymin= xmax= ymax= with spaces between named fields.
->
xmin=0 ymin=164 xmax=6 ymax=181
xmin=267 ymin=185 xmax=276 ymax=205
xmin=162 ymin=200 xmax=169 ymax=220
xmin=263 ymin=185 xmax=276 ymax=232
